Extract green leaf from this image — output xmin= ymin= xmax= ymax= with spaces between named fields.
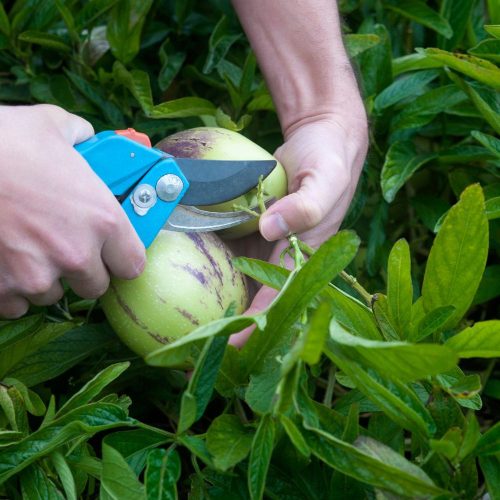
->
xmin=469 ymin=39 xmax=500 ymax=63
xmin=325 ymin=286 xmax=382 ymax=340
xmin=158 ymin=40 xmax=186 ymax=92
xmin=54 ymin=1 xmax=77 ymax=42
xmin=279 ymin=415 xmax=310 ymax=458
xmin=0 ymin=3 xmax=10 ymax=36
xmin=104 ymin=428 xmax=173 ymax=475
xmin=446 ymin=320 xmax=500 ymax=358
xmin=422 ymin=48 xmax=500 ymax=89
xmin=438 ymin=0 xmax=475 ymax=50
xmin=390 ymin=84 xmax=466 ymax=133
xmin=0 ymin=314 xmax=44 ymax=349
xmin=203 ymin=16 xmax=241 ymax=74
xmin=107 ymin=0 xmax=153 ymax=63
xmin=325 ymin=343 xmax=435 ymax=436
xmin=446 ymin=71 xmax=500 ymax=135
xmin=383 ymin=0 xmax=452 ymax=37
xmin=422 ymin=184 xmax=489 ymax=329
xmin=8 ymin=323 xmax=116 ymax=387
xmin=344 ymin=34 xmax=380 ymax=58
xmin=215 ymin=345 xmax=246 ymax=397
xmin=374 ymin=69 xmax=440 ymax=112
xmin=65 ymin=70 xmax=125 ymax=126
xmin=480 ymin=455 xmax=500 ymax=499
xmin=51 ymin=451 xmax=77 ymax=500
xmin=357 ymin=24 xmax=392 ymax=96
xmin=303 ymin=427 xmax=446 ymax=496
xmin=74 ymin=0 xmax=120 ymax=30
xmin=0 ymin=322 xmax=74 ymax=380
xmin=57 ymin=362 xmax=129 ymax=417
xmin=113 ymin=62 xmax=154 ymax=113
xmin=145 ymin=448 xmax=181 ymax=500
xmin=18 ymin=30 xmax=70 ymax=52
xmin=484 ymin=25 xmax=500 ymax=38
xmin=392 ymin=53 xmax=443 ymax=76
xmin=177 ymin=435 xmax=213 ymax=467
xmin=233 ymin=257 xmax=288 ymax=290
xmin=328 ymin=320 xmax=458 ymax=382
xmin=178 ymin=335 xmax=227 ymax=433
xmin=471 ymin=130 xmax=500 ymax=157
xmin=149 ymin=97 xmax=216 ymax=118
xmin=0 ymin=403 xmax=134 ymax=483
xmin=410 ymin=305 xmax=456 ymax=342
xmin=2 ymin=379 xmax=45 ymax=417
xmin=485 ymin=197 xmax=500 ymax=220
xmin=386 ymin=239 xmax=413 ymax=337
xmin=19 ymin=464 xmax=64 ymax=499
xmin=372 ymin=294 xmax=400 ymax=341
xmin=299 ymin=302 xmax=331 ymax=365
xmin=436 ymin=368 xmax=482 ymax=410
xmin=473 ymin=265 xmax=500 ymax=305
xmin=206 ymin=415 xmax=254 ymax=471
xmin=146 ymin=315 xmax=260 ymax=367
xmin=101 ymin=443 xmax=146 ymax=500
xmin=248 ymin=415 xmax=275 ymax=500
xmin=242 ymin=231 xmax=360 ymax=376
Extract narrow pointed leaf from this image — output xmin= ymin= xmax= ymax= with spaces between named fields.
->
xmin=248 ymin=415 xmax=275 ymax=500
xmin=422 ymin=184 xmax=489 ymax=329
xmin=446 ymin=320 xmax=500 ymax=358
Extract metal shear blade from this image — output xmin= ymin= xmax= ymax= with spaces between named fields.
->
xmin=165 ymin=198 xmax=276 ymax=232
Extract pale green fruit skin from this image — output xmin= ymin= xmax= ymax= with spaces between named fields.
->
xmin=155 ymin=127 xmax=288 ymax=239
xmin=101 ymin=230 xmax=248 ymax=359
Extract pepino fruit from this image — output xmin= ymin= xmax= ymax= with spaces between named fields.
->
xmin=101 ymin=230 xmax=248 ymax=361
xmin=156 ymin=127 xmax=287 ymax=239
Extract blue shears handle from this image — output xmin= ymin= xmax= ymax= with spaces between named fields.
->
xmin=75 ymin=130 xmax=189 ymax=248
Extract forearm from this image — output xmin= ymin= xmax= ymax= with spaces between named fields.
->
xmin=231 ymin=0 xmax=363 ymax=136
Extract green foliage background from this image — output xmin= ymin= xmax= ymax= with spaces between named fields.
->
xmin=0 ymin=0 xmax=499 ymax=498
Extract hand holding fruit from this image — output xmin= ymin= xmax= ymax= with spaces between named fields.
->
xmin=0 ymin=104 xmax=146 ymax=318
xmin=230 ymin=111 xmax=368 ymax=347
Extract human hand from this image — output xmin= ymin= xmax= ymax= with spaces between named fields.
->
xmin=229 ymin=108 xmax=368 ymax=347
xmin=0 ymin=104 xmax=146 ymax=318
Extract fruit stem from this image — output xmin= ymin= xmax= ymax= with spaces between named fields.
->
xmin=232 ymin=204 xmax=260 ymax=218
xmin=297 ymin=240 xmax=373 ymax=306
xmin=256 ymin=175 xmax=267 ymax=215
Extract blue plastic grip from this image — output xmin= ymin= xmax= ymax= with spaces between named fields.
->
xmin=75 ymin=131 xmax=189 ymax=248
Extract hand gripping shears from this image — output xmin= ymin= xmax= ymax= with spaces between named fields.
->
xmin=75 ymin=129 xmax=276 ymax=248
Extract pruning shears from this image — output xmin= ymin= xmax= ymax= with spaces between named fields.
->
xmin=75 ymin=128 xmax=276 ymax=248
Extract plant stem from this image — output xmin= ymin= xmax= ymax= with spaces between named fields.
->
xmin=232 ymin=204 xmax=260 ymax=217
xmin=339 ymin=271 xmax=374 ymax=307
xmin=257 ymin=175 xmax=267 ymax=215
xmin=297 ymin=240 xmax=373 ymax=306
xmin=323 ymin=364 xmax=337 ymax=407
xmin=235 ymin=398 xmax=249 ymax=424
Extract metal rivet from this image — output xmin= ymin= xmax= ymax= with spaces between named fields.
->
xmin=156 ymin=174 xmax=184 ymax=202
xmin=131 ymin=184 xmax=157 ymax=215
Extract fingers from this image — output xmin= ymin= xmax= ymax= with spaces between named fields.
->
xmin=259 ymin=164 xmax=351 ymax=240
xmin=0 ymin=296 xmax=30 ymax=319
xmin=36 ymin=104 xmax=94 ymax=145
xmin=101 ymin=211 xmax=146 ymax=280
xmin=27 ymin=280 xmax=65 ymax=306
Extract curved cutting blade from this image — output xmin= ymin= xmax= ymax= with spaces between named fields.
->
xmin=176 ymin=158 xmax=276 ymax=205
xmin=164 ymin=198 xmax=277 ymax=232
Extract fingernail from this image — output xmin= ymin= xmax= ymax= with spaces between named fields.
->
xmin=134 ymin=257 xmax=146 ymax=276
xmin=260 ymin=213 xmax=290 ymax=241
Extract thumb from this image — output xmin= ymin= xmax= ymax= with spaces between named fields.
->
xmin=39 ymin=104 xmax=95 ymax=145
xmin=259 ymin=170 xmax=348 ymax=241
